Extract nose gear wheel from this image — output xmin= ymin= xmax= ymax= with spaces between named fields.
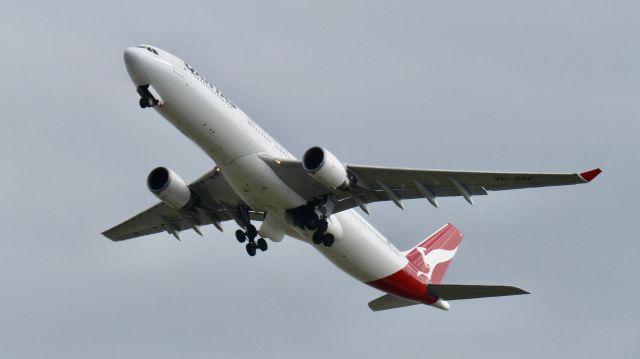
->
xmin=136 ymin=84 xmax=160 ymax=108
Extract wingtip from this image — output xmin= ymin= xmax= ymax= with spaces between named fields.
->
xmin=579 ymin=168 xmax=602 ymax=182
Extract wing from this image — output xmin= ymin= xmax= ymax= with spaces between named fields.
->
xmin=102 ymin=168 xmax=262 ymax=241
xmin=260 ymin=156 xmax=601 ymax=213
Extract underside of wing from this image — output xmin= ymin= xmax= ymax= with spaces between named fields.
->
xmin=102 ymin=203 xmax=225 ymax=241
xmin=102 ymin=168 xmax=262 ymax=241
xmin=341 ymin=165 xmax=601 ymax=208
xmin=260 ymin=155 xmax=601 ymax=214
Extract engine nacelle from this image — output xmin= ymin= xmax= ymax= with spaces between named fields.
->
xmin=147 ymin=167 xmax=192 ymax=209
xmin=302 ymin=147 xmax=350 ymax=190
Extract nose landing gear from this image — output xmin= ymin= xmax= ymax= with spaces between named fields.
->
xmin=139 ymin=97 xmax=157 ymax=108
xmin=136 ymin=84 xmax=161 ymax=108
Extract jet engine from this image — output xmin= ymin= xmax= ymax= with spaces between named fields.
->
xmin=302 ymin=147 xmax=350 ymax=190
xmin=147 ymin=167 xmax=192 ymax=209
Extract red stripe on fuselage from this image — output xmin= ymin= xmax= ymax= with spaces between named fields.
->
xmin=366 ymin=264 xmax=438 ymax=305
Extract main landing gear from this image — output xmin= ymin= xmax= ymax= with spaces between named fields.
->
xmin=287 ymin=203 xmax=336 ymax=248
xmin=310 ymin=219 xmax=334 ymax=247
xmin=233 ymin=205 xmax=269 ymax=257
xmin=235 ymin=224 xmax=268 ymax=257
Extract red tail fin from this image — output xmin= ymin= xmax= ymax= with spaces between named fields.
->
xmin=405 ymin=224 xmax=463 ymax=284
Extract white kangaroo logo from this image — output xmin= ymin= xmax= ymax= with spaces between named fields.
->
xmin=415 ymin=246 xmax=458 ymax=280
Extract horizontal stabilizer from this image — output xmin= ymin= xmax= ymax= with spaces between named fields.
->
xmin=368 ymin=294 xmax=420 ymax=312
xmin=429 ymin=284 xmax=529 ymax=301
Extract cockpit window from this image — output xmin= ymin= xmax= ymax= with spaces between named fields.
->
xmin=136 ymin=45 xmax=158 ymax=55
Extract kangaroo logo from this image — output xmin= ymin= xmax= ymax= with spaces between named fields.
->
xmin=415 ymin=246 xmax=458 ymax=280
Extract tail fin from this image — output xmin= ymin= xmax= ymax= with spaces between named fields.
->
xmin=405 ymin=223 xmax=463 ymax=284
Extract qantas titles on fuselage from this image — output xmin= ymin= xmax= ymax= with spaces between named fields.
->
xmin=105 ymin=45 xmax=601 ymax=311
xmin=185 ymin=61 xmax=236 ymax=110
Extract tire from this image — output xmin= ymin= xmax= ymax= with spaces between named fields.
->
xmin=257 ymin=238 xmax=268 ymax=251
xmin=312 ymin=231 xmax=323 ymax=244
xmin=235 ymin=229 xmax=246 ymax=243
xmin=305 ymin=215 xmax=318 ymax=230
xmin=246 ymin=224 xmax=258 ymax=240
xmin=317 ymin=220 xmax=328 ymax=234
xmin=246 ymin=242 xmax=257 ymax=256
xmin=322 ymin=233 xmax=335 ymax=247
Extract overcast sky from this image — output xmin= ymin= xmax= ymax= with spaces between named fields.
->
xmin=1 ymin=1 xmax=637 ymax=358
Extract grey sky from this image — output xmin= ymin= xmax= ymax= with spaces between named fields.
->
xmin=1 ymin=0 xmax=637 ymax=358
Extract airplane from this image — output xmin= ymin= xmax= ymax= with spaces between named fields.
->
xmin=103 ymin=44 xmax=602 ymax=311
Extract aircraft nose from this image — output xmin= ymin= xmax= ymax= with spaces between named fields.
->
xmin=123 ymin=47 xmax=149 ymax=86
xmin=124 ymin=47 xmax=140 ymax=66
xmin=123 ymin=45 xmax=171 ymax=86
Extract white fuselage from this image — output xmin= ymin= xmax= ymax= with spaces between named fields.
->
xmin=124 ymin=46 xmax=409 ymax=283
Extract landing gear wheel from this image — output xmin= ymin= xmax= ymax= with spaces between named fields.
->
xmin=304 ymin=215 xmax=319 ymax=231
xmin=235 ymin=229 xmax=247 ymax=243
xmin=139 ymin=97 xmax=155 ymax=108
xmin=322 ymin=233 xmax=335 ymax=247
xmin=317 ymin=220 xmax=328 ymax=234
xmin=246 ymin=224 xmax=258 ymax=240
xmin=257 ymin=238 xmax=268 ymax=251
xmin=312 ymin=231 xmax=324 ymax=245
xmin=245 ymin=242 xmax=257 ymax=256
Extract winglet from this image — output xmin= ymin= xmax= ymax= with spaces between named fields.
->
xmin=579 ymin=168 xmax=602 ymax=183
